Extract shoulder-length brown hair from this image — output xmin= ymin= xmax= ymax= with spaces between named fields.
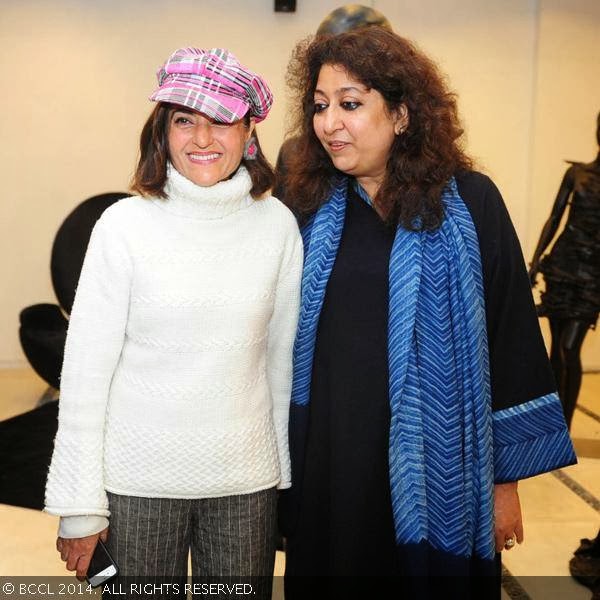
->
xmin=282 ymin=28 xmax=473 ymax=230
xmin=131 ymin=103 xmax=274 ymax=199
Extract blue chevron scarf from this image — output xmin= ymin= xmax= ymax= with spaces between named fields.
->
xmin=291 ymin=176 xmax=496 ymax=561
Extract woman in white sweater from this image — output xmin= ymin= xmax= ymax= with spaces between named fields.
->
xmin=45 ymin=47 xmax=302 ymax=595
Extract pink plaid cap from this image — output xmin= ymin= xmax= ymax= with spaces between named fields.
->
xmin=149 ymin=47 xmax=273 ymax=123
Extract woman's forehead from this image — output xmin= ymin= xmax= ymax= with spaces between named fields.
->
xmin=315 ymin=64 xmax=369 ymax=93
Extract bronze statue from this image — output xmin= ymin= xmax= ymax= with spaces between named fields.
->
xmin=315 ymin=4 xmax=391 ymax=36
xmin=529 ymin=112 xmax=600 ymax=428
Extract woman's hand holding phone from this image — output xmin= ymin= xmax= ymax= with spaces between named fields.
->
xmin=56 ymin=527 xmax=109 ymax=581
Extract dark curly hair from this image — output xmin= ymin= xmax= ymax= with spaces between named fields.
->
xmin=131 ymin=103 xmax=274 ymax=199
xmin=281 ymin=27 xmax=473 ymax=230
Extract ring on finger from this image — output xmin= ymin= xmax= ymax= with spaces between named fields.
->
xmin=504 ymin=536 xmax=516 ymax=549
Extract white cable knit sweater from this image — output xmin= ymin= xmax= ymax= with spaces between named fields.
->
xmin=45 ymin=165 xmax=302 ymax=538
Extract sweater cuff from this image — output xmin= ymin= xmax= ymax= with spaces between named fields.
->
xmin=277 ymin=480 xmax=292 ymax=490
xmin=493 ymin=392 xmax=577 ymax=483
xmin=59 ymin=515 xmax=109 ymax=539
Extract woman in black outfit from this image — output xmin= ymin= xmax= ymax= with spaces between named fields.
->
xmin=277 ymin=28 xmax=576 ymax=599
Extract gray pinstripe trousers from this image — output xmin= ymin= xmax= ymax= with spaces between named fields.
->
xmin=104 ymin=488 xmax=277 ymax=598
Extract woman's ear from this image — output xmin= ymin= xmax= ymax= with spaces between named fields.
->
xmin=393 ymin=104 xmax=409 ymax=135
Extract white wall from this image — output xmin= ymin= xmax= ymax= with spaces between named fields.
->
xmin=376 ymin=0 xmax=538 ymax=242
xmin=528 ymin=0 xmax=600 ymax=368
xmin=1 ymin=0 xmax=599 ymax=369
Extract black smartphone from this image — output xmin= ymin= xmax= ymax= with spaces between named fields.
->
xmin=86 ymin=539 xmax=119 ymax=587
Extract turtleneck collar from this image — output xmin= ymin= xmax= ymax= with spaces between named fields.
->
xmin=154 ymin=163 xmax=253 ymax=220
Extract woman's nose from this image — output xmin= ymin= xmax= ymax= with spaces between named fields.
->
xmin=193 ymin=122 xmax=213 ymax=148
xmin=322 ymin=107 xmax=343 ymax=134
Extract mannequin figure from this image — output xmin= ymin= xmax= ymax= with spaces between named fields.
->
xmin=529 ymin=112 xmax=600 ymax=429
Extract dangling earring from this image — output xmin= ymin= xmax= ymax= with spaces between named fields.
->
xmin=243 ymin=137 xmax=258 ymax=160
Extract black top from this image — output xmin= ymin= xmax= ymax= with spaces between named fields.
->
xmin=539 ymin=161 xmax=600 ymax=324
xmin=283 ymin=172 xmax=555 ymax=578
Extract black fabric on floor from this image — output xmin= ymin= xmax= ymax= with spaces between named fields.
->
xmin=0 ymin=401 xmax=58 ymax=510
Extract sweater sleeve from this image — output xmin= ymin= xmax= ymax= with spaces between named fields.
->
xmin=58 ymin=515 xmax=109 ymax=539
xmin=45 ymin=211 xmax=132 ymax=520
xmin=267 ymin=219 xmax=303 ymax=490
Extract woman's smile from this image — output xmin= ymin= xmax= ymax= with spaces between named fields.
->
xmin=187 ymin=152 xmax=222 ymax=163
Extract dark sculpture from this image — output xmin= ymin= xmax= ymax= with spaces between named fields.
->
xmin=19 ymin=192 xmax=129 ymax=389
xmin=529 ymin=112 xmax=600 ymax=429
xmin=569 ymin=530 xmax=600 ymax=597
xmin=316 ymin=4 xmax=391 ymax=36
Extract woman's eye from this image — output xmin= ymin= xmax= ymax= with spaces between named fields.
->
xmin=313 ymin=103 xmax=328 ymax=114
xmin=174 ymin=116 xmax=192 ymax=125
xmin=341 ymin=101 xmax=361 ymax=111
